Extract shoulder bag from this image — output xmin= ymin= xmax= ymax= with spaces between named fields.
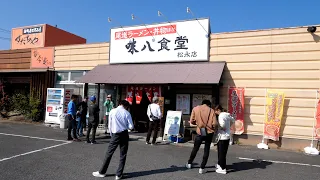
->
xmin=148 ymin=105 xmax=160 ymax=121
xmin=199 ymin=108 xmax=211 ymax=137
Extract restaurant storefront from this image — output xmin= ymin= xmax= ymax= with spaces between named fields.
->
xmin=78 ymin=18 xmax=226 ymax=135
xmin=50 ymin=20 xmax=320 ymax=150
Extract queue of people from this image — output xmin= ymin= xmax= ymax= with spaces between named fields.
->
xmin=67 ymin=94 xmax=233 ymax=179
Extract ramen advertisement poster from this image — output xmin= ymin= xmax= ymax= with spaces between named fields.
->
xmin=228 ymin=87 xmax=245 ymax=135
xmin=264 ymin=90 xmax=285 ymax=141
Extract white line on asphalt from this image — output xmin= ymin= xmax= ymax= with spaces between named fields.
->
xmin=0 ymin=133 xmax=69 ymax=143
xmin=238 ymin=157 xmax=320 ymax=168
xmin=0 ymin=142 xmax=71 ymax=162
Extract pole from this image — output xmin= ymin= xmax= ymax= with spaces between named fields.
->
xmin=261 ymin=88 xmax=267 ymax=143
xmin=311 ymin=90 xmax=318 ymax=148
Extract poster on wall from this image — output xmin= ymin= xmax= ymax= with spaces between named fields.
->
xmin=126 ymin=85 xmax=134 ymax=104
xmin=164 ymin=110 xmax=182 ymax=136
xmin=263 ymin=90 xmax=285 ymax=141
xmin=135 ymin=86 xmax=143 ymax=104
xmin=192 ymin=94 xmax=212 ymax=108
xmin=228 ymin=87 xmax=245 ymax=135
xmin=144 ymin=86 xmax=152 ymax=102
xmin=109 ymin=18 xmax=209 ymax=64
xmin=176 ymin=94 xmax=190 ymax=115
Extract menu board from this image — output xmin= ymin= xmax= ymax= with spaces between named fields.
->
xmin=176 ymin=94 xmax=190 ymax=115
xmin=159 ymin=97 xmax=164 ymax=116
xmin=192 ymin=94 xmax=212 ymax=108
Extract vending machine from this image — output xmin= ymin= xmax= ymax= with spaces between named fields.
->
xmin=45 ymin=88 xmax=73 ymax=124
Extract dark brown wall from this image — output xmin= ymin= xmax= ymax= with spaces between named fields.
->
xmin=31 ymin=71 xmax=56 ymax=106
xmin=44 ymin=24 xmax=86 ymax=47
xmin=0 ymin=49 xmax=31 ymax=69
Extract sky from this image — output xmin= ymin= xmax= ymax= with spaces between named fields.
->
xmin=0 ymin=0 xmax=319 ymax=50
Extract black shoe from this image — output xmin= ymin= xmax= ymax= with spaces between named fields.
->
xmin=67 ymin=138 xmax=73 ymax=141
xmin=146 ymin=142 xmax=151 ymax=145
xmin=86 ymin=140 xmax=91 ymax=143
xmin=91 ymin=141 xmax=97 ymax=144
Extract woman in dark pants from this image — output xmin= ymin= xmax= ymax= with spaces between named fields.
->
xmin=214 ymin=105 xmax=235 ymax=174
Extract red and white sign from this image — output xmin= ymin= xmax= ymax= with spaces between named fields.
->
xmin=109 ymin=18 xmax=209 ymax=64
xmin=228 ymin=87 xmax=245 ymax=135
xmin=126 ymin=85 xmax=162 ymax=104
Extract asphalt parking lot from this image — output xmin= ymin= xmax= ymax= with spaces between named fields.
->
xmin=0 ymin=121 xmax=320 ymax=180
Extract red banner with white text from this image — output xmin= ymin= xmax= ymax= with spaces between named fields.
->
xmin=315 ymin=96 xmax=320 ymax=139
xmin=228 ymin=87 xmax=245 ymax=135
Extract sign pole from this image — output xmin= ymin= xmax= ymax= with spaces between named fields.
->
xmin=257 ymin=88 xmax=269 ymax=149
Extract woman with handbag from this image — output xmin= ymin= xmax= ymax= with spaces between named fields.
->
xmin=214 ymin=105 xmax=235 ymax=174
xmin=146 ymin=97 xmax=162 ymax=145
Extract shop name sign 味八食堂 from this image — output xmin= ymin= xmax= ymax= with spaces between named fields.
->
xmin=23 ymin=26 xmax=43 ymax=34
xmin=109 ymin=18 xmax=210 ymax=64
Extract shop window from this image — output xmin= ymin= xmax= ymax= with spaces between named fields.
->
xmin=64 ymin=84 xmax=84 ymax=99
xmin=57 ymin=72 xmax=69 ymax=81
xmin=71 ymin=71 xmax=86 ymax=82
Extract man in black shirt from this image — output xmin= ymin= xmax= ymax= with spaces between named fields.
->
xmin=77 ymin=96 xmax=88 ymax=137
xmin=86 ymin=96 xmax=100 ymax=144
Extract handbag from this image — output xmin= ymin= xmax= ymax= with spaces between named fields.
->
xmin=148 ymin=105 xmax=160 ymax=121
xmin=199 ymin=108 xmax=211 ymax=137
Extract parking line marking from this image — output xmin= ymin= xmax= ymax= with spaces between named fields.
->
xmin=0 ymin=142 xmax=71 ymax=162
xmin=0 ymin=133 xmax=69 ymax=143
xmin=238 ymin=157 xmax=320 ymax=168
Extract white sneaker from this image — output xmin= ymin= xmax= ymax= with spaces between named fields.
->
xmin=115 ymin=175 xmax=123 ymax=180
xmin=185 ymin=163 xmax=192 ymax=169
xmin=216 ymin=168 xmax=227 ymax=174
xmin=199 ymin=168 xmax=206 ymax=174
xmin=215 ymin=164 xmax=221 ymax=169
xmin=92 ymin=171 xmax=106 ymax=177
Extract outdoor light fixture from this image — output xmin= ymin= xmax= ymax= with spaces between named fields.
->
xmin=307 ymin=26 xmax=317 ymax=33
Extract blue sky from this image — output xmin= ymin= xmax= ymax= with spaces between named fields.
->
xmin=0 ymin=0 xmax=319 ymax=50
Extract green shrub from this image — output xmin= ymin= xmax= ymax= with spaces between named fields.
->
xmin=11 ymin=91 xmax=41 ymax=121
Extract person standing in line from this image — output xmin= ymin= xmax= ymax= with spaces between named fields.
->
xmin=86 ymin=96 xmax=100 ymax=144
xmin=104 ymin=94 xmax=114 ymax=134
xmin=214 ymin=105 xmax=235 ymax=174
xmin=77 ymin=96 xmax=88 ymax=137
xmin=146 ymin=97 xmax=162 ymax=145
xmin=67 ymin=95 xmax=80 ymax=141
xmin=92 ymin=100 xmax=134 ymax=180
xmin=186 ymin=100 xmax=217 ymax=174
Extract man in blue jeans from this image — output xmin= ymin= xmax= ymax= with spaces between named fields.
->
xmin=67 ymin=95 xmax=80 ymax=141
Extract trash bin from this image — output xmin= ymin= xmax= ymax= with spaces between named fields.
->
xmin=60 ymin=114 xmax=67 ymax=129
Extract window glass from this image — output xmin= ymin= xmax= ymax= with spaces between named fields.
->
xmin=71 ymin=71 xmax=85 ymax=81
xmin=57 ymin=72 xmax=69 ymax=81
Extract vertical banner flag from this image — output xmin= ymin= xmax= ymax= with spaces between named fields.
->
xmin=314 ymin=91 xmax=320 ymax=139
xmin=228 ymin=87 xmax=245 ymax=135
xmin=264 ymin=90 xmax=285 ymax=141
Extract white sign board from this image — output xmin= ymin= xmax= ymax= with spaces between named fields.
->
xmin=110 ymin=18 xmax=209 ymax=64
xmin=164 ymin=110 xmax=182 ymax=136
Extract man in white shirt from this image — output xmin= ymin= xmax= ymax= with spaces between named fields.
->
xmin=146 ymin=97 xmax=162 ymax=145
xmin=92 ymin=100 xmax=134 ymax=180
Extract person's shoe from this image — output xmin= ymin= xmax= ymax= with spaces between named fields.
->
xmin=86 ymin=140 xmax=91 ymax=143
xmin=92 ymin=171 xmax=106 ymax=177
xmin=151 ymin=143 xmax=156 ymax=146
xmin=115 ymin=175 xmax=123 ymax=180
xmin=146 ymin=142 xmax=151 ymax=145
xmin=67 ymin=138 xmax=73 ymax=141
xmin=185 ymin=164 xmax=192 ymax=169
xmin=215 ymin=164 xmax=222 ymax=169
xmin=216 ymin=168 xmax=227 ymax=174
xmin=199 ymin=168 xmax=206 ymax=174
xmin=73 ymin=138 xmax=81 ymax=142
xmin=91 ymin=141 xmax=97 ymax=144
xmin=104 ymin=132 xmax=108 ymax=134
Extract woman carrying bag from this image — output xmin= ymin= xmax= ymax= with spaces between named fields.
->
xmin=214 ymin=105 xmax=235 ymax=174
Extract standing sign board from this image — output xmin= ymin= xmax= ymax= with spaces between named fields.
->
xmin=109 ymin=18 xmax=209 ymax=64
xmin=163 ymin=111 xmax=182 ymax=143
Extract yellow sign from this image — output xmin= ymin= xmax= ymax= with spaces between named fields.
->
xmin=264 ymin=90 xmax=285 ymax=141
